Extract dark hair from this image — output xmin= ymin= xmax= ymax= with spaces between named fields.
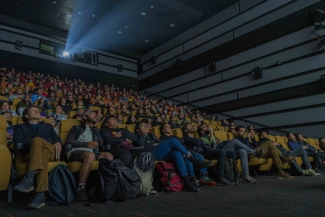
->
xmin=100 ymin=115 xmax=116 ymax=130
xmin=318 ymin=137 xmax=325 ymax=144
xmin=247 ymin=125 xmax=254 ymax=131
xmin=197 ymin=123 xmax=206 ymax=137
xmin=182 ymin=122 xmax=191 ymax=135
xmin=22 ymin=105 xmax=41 ymax=124
xmin=235 ymin=125 xmax=245 ymax=132
xmin=1 ymin=100 xmax=10 ymax=108
xmin=258 ymin=130 xmax=269 ymax=139
xmin=286 ymin=132 xmax=292 ymax=138
xmin=126 ymin=115 xmax=136 ymax=125
xmin=135 ymin=119 xmax=149 ymax=133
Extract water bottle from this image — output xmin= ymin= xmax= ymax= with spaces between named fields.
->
xmin=93 ymin=134 xmax=99 ymax=154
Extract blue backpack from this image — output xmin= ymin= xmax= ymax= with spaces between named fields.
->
xmin=47 ymin=164 xmax=77 ymax=206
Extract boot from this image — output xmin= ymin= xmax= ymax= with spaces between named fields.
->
xmin=182 ymin=176 xmax=200 ymax=192
xmin=187 ymin=155 xmax=211 ymax=169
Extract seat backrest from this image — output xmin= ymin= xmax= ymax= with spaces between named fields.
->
xmin=59 ymin=119 xmax=82 ymax=144
xmin=202 ymin=119 xmax=209 ymax=125
xmin=97 ymin=121 xmax=103 ymax=129
xmin=0 ymin=96 xmax=8 ymax=101
xmin=118 ymin=124 xmax=126 ymax=129
xmin=275 ymin=136 xmax=285 ymax=143
xmin=12 ymin=98 xmax=22 ymax=107
xmin=253 ymin=133 xmax=259 ymax=141
xmin=173 ymin=128 xmax=183 ymax=138
xmin=214 ymin=131 xmax=227 ymax=141
xmin=125 ymin=124 xmax=136 ymax=133
xmin=217 ymin=126 xmax=225 ymax=131
xmin=307 ymin=138 xmax=315 ymax=146
xmin=131 ymin=111 xmax=136 ymax=116
xmin=0 ymin=116 xmax=7 ymax=145
xmin=89 ymin=106 xmax=101 ymax=111
xmin=227 ymin=132 xmax=235 ymax=140
xmin=10 ymin=105 xmax=16 ymax=111
xmin=268 ymin=135 xmax=276 ymax=142
xmin=11 ymin=116 xmax=19 ymax=125
xmin=152 ymin=126 xmax=161 ymax=139
xmin=69 ymin=111 xmax=77 ymax=118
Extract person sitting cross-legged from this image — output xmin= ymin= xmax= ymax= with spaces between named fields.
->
xmin=182 ymin=123 xmax=237 ymax=186
xmin=13 ymin=106 xmax=63 ymax=209
xmin=160 ymin=123 xmax=216 ymax=187
xmin=287 ymin=132 xmax=323 ymax=173
xmin=135 ymin=120 xmax=210 ymax=192
xmin=66 ymin=110 xmax=114 ymax=201
xmin=258 ymin=131 xmax=318 ymax=177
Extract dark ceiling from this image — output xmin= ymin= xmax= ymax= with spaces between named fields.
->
xmin=0 ymin=0 xmax=237 ymax=54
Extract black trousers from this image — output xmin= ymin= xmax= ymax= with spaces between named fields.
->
xmin=198 ymin=149 xmax=236 ymax=180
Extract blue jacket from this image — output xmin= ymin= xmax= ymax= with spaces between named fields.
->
xmin=13 ymin=121 xmax=62 ymax=148
xmin=287 ymin=141 xmax=303 ymax=150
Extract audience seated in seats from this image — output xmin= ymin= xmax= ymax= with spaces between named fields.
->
xmin=66 ymin=109 xmax=113 ymax=202
xmin=220 ymin=126 xmax=265 ymax=183
xmin=228 ymin=125 xmax=236 ymax=134
xmin=100 ymin=115 xmax=152 ymax=167
xmin=296 ymin=133 xmax=325 ymax=169
xmin=49 ymin=105 xmax=68 ymax=121
xmin=160 ymin=123 xmax=216 ymax=187
xmin=13 ymin=106 xmax=63 ymax=209
xmin=258 ymin=131 xmax=318 ymax=176
xmin=153 ymin=116 xmax=163 ymax=126
xmin=116 ymin=114 xmax=124 ymax=125
xmin=182 ymin=123 xmax=237 ymax=186
xmin=3 ymin=111 xmax=14 ymax=145
xmin=120 ymin=104 xmax=130 ymax=116
xmin=57 ymin=98 xmax=71 ymax=114
xmin=168 ymin=114 xmax=181 ymax=129
xmin=258 ymin=131 xmax=320 ymax=175
xmin=9 ymin=87 xmax=25 ymax=102
xmin=17 ymin=95 xmax=32 ymax=116
xmin=47 ymin=116 xmax=59 ymax=135
xmin=287 ymin=132 xmax=323 ymax=173
xmin=38 ymin=97 xmax=50 ymax=113
xmin=1 ymin=100 xmax=18 ymax=116
xmin=242 ymin=127 xmax=296 ymax=179
xmin=135 ymin=120 xmax=210 ymax=192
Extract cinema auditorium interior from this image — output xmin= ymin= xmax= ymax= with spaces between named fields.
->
xmin=1 ymin=0 xmax=325 ymax=216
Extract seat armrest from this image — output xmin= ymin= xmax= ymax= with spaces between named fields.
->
xmin=14 ymin=143 xmax=25 ymax=150
xmin=65 ymin=144 xmax=72 ymax=152
xmin=101 ymin=144 xmax=111 ymax=151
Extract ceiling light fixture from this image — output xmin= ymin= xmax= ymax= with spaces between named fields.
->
xmin=92 ymin=15 xmax=95 ymax=17
xmin=170 ymin=24 xmax=175 ymax=27
xmin=53 ymin=1 xmax=56 ymax=4
xmin=117 ymin=31 xmax=122 ymax=34
xmin=145 ymin=40 xmax=149 ymax=42
xmin=141 ymin=12 xmax=146 ymax=16
xmin=151 ymin=6 xmax=154 ymax=9
xmin=125 ymin=26 xmax=128 ymax=28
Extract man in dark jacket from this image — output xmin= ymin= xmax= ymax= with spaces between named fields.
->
xmin=168 ymin=114 xmax=181 ymax=129
xmin=258 ymin=131 xmax=318 ymax=176
xmin=13 ymin=106 xmax=62 ymax=209
xmin=66 ymin=110 xmax=113 ymax=201
xmin=182 ymin=123 xmax=236 ymax=186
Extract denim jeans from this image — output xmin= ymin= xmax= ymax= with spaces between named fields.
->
xmin=184 ymin=153 xmax=206 ymax=178
xmin=288 ymin=149 xmax=312 ymax=170
xmin=151 ymin=138 xmax=190 ymax=176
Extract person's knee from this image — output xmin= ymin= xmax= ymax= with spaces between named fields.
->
xmin=30 ymin=137 xmax=43 ymax=145
xmin=237 ymin=149 xmax=247 ymax=157
xmin=168 ymin=151 xmax=183 ymax=160
xmin=83 ymin=152 xmax=95 ymax=163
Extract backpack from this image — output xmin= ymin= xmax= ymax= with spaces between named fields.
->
xmin=155 ymin=162 xmax=184 ymax=192
xmin=223 ymin=159 xmax=240 ymax=182
xmin=95 ymin=159 xmax=140 ymax=202
xmin=47 ymin=164 xmax=77 ymax=206
xmin=132 ymin=152 xmax=153 ymax=196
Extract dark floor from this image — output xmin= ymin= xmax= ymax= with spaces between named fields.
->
xmin=1 ymin=174 xmax=325 ymax=217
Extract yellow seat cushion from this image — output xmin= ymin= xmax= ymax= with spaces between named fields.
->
xmin=125 ymin=124 xmax=136 ymax=133
xmin=173 ymin=128 xmax=183 ymax=138
xmin=67 ymin=161 xmax=99 ymax=173
xmin=59 ymin=119 xmax=82 ymax=144
xmin=214 ymin=131 xmax=227 ymax=141
xmin=16 ymin=162 xmax=66 ymax=178
xmin=12 ymin=98 xmax=22 ymax=107
xmin=0 ymin=146 xmax=11 ymax=191
xmin=227 ymin=132 xmax=235 ymax=140
xmin=248 ymin=156 xmax=268 ymax=166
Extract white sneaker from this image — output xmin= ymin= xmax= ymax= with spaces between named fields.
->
xmin=314 ymin=172 xmax=321 ymax=176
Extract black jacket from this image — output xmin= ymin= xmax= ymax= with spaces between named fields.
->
xmin=13 ymin=122 xmax=62 ymax=148
xmin=183 ymin=136 xmax=212 ymax=153
xmin=66 ymin=125 xmax=103 ymax=148
xmin=100 ymin=127 xmax=136 ymax=148
xmin=135 ymin=133 xmax=160 ymax=150
xmin=168 ymin=120 xmax=181 ymax=129
xmin=160 ymin=134 xmax=185 ymax=145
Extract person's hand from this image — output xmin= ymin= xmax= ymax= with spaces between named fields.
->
xmin=126 ymin=138 xmax=132 ymax=143
xmin=246 ymin=133 xmax=252 ymax=139
xmin=273 ymin=142 xmax=280 ymax=146
xmin=115 ymin=132 xmax=122 ymax=138
xmin=208 ymin=127 xmax=214 ymax=135
xmin=53 ymin=142 xmax=62 ymax=159
xmin=87 ymin=141 xmax=98 ymax=148
xmin=153 ymin=143 xmax=159 ymax=146
xmin=315 ymin=150 xmax=318 ymax=153
xmin=302 ymin=146 xmax=307 ymax=149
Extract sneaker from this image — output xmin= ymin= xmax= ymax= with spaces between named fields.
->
xmin=77 ymin=189 xmax=89 ymax=201
xmin=216 ymin=178 xmax=235 ymax=186
xmin=282 ymin=156 xmax=296 ymax=163
xmin=27 ymin=194 xmax=46 ymax=210
xmin=13 ymin=176 xmax=34 ymax=193
xmin=199 ymin=175 xmax=216 ymax=186
xmin=303 ymin=169 xmax=315 ymax=176
xmin=242 ymin=175 xmax=257 ymax=183
xmin=190 ymin=177 xmax=201 ymax=187
xmin=277 ymin=171 xmax=294 ymax=179
xmin=314 ymin=168 xmax=323 ymax=173
xmin=314 ymin=172 xmax=321 ymax=176
xmin=254 ymin=147 xmax=265 ymax=158
xmin=150 ymin=188 xmax=157 ymax=195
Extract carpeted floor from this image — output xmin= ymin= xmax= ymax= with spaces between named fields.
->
xmin=1 ymin=174 xmax=325 ymax=217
